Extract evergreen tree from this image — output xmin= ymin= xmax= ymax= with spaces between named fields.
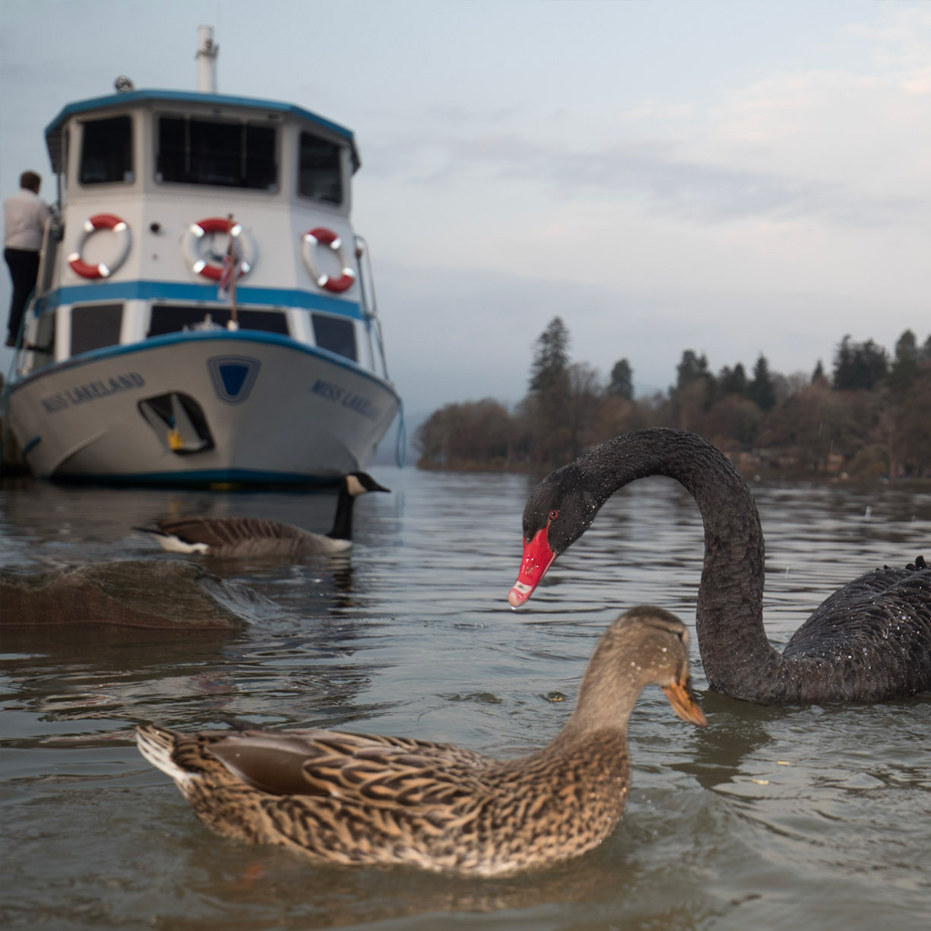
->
xmin=812 ymin=359 xmax=828 ymax=385
xmin=608 ymin=358 xmax=634 ymax=400
xmin=675 ymin=349 xmax=713 ymax=391
xmin=894 ymin=329 xmax=918 ymax=364
xmin=748 ymin=354 xmax=776 ymax=411
xmin=833 ymin=335 xmax=888 ymax=391
xmin=529 ymin=316 xmax=570 ymax=394
xmin=718 ymin=362 xmax=748 ymax=397
xmin=888 ymin=330 xmax=920 ymax=393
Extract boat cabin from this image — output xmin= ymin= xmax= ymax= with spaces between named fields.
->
xmin=20 ymin=87 xmax=387 ymax=382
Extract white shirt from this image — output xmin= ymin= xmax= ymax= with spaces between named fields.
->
xmin=3 ymin=187 xmax=51 ymax=251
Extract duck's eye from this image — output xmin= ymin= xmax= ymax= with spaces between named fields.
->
xmin=548 ymin=509 xmax=559 ymax=521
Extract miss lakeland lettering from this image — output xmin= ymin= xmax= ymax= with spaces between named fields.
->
xmin=310 ymin=378 xmax=382 ymax=421
xmin=41 ymin=372 xmax=145 ymax=413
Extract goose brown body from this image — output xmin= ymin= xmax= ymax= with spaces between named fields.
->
xmin=137 ymin=607 xmax=705 ymax=876
xmin=137 ymin=472 xmax=389 ymax=558
xmin=509 ymin=428 xmax=931 ymax=704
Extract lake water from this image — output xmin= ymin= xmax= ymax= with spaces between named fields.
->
xmin=1 ymin=467 xmax=930 ymax=930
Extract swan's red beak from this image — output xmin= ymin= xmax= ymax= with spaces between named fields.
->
xmin=507 ymin=526 xmax=556 ymax=608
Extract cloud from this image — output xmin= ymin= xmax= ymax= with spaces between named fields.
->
xmin=365 ymin=7 xmax=931 ymax=230
xmin=369 ymin=128 xmax=925 ymax=229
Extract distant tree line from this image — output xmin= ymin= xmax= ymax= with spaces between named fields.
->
xmin=415 ymin=317 xmax=931 ymax=479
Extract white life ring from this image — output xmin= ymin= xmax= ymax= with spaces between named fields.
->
xmin=301 ymin=227 xmax=356 ymax=293
xmin=68 ymin=213 xmax=132 ymax=279
xmin=182 ymin=217 xmax=255 ymax=281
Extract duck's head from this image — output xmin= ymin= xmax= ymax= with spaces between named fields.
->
xmin=577 ymin=607 xmax=707 ymax=728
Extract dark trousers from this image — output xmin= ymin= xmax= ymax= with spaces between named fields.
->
xmin=4 ymin=247 xmax=41 ymax=345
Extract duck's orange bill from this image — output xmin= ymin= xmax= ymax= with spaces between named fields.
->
xmin=507 ymin=527 xmax=557 ymax=608
xmin=662 ymin=679 xmax=707 ymax=726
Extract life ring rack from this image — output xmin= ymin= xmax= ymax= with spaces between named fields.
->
xmin=301 ymin=227 xmax=356 ymax=293
xmin=182 ymin=217 xmax=255 ymax=281
xmin=68 ymin=213 xmax=132 ymax=279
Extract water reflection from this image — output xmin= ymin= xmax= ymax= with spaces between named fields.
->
xmin=1 ymin=468 xmax=930 ymax=930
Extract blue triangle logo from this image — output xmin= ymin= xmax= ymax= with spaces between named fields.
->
xmin=208 ymin=355 xmax=261 ymax=404
xmin=220 ymin=364 xmax=249 ymax=396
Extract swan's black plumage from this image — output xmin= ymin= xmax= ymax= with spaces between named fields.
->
xmin=510 ymin=428 xmax=931 ymax=704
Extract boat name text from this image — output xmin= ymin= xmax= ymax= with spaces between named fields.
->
xmin=310 ymin=379 xmax=382 ymax=421
xmin=40 ymin=372 xmax=146 ymax=413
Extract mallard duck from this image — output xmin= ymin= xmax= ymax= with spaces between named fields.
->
xmin=137 ymin=606 xmax=706 ymax=876
xmin=136 ymin=472 xmax=389 ymax=557
xmin=508 ymin=428 xmax=931 ymax=704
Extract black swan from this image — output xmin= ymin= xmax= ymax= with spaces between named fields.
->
xmin=508 ymin=429 xmax=931 ymax=704
xmin=137 ymin=606 xmax=705 ymax=876
xmin=137 ymin=472 xmax=389 ymax=557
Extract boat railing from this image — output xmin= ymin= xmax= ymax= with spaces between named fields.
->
xmin=354 ymin=234 xmax=391 ymax=383
xmin=11 ymin=213 xmax=62 ymax=377
xmin=353 ymin=233 xmax=405 ymax=467
xmin=37 ymin=211 xmax=63 ymax=297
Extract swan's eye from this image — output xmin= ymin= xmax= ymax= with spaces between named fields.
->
xmin=548 ymin=510 xmax=559 ymax=522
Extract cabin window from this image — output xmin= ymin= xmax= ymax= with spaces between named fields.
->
xmin=71 ymin=303 xmax=123 ymax=355
xmin=312 ymin=312 xmax=356 ymax=361
xmin=148 ymin=305 xmax=289 ymax=337
xmin=79 ymin=116 xmax=133 ymax=185
xmin=299 ymin=132 xmax=343 ymax=204
xmin=157 ymin=117 xmax=277 ymax=189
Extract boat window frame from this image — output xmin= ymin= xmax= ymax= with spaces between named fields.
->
xmin=297 ymin=130 xmax=344 ymax=206
xmin=77 ymin=114 xmax=134 ymax=186
xmin=311 ymin=311 xmax=357 ymax=362
xmin=147 ymin=304 xmax=290 ymax=338
xmin=69 ymin=302 xmax=125 ymax=357
xmin=154 ymin=112 xmax=280 ymax=191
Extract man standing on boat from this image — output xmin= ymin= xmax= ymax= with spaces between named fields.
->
xmin=3 ymin=170 xmax=51 ymax=347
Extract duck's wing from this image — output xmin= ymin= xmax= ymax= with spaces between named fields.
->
xmin=198 ymin=728 xmax=493 ymax=808
xmin=155 ymin=517 xmax=311 ymax=550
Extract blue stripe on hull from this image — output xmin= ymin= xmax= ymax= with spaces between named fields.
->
xmin=51 ymin=469 xmax=343 ymax=488
xmin=37 ymin=280 xmax=362 ymax=318
xmin=8 ymin=330 xmax=400 ymax=403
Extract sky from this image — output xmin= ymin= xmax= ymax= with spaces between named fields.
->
xmin=1 ymin=0 xmax=929 ymax=420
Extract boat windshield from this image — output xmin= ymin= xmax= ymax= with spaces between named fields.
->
xmin=156 ymin=116 xmax=277 ymax=190
xmin=147 ymin=305 xmax=289 ymax=336
xmin=299 ymin=131 xmax=342 ymax=204
xmin=80 ymin=116 xmax=133 ymax=185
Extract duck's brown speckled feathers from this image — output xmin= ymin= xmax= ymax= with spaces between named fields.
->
xmin=137 ymin=606 xmax=706 ymax=876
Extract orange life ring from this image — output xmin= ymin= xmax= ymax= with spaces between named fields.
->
xmin=68 ymin=213 xmax=132 ymax=279
xmin=182 ymin=217 xmax=255 ymax=281
xmin=301 ymin=227 xmax=356 ymax=293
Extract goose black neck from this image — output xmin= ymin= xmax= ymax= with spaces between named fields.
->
xmin=577 ymin=430 xmax=787 ymax=699
xmin=328 ymin=483 xmax=355 ymax=541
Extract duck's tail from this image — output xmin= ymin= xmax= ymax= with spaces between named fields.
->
xmin=137 ymin=723 xmax=196 ymax=789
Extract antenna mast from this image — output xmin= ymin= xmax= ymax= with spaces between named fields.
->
xmin=196 ymin=25 xmax=218 ymax=93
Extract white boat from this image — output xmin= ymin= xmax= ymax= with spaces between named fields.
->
xmin=2 ymin=27 xmax=401 ymax=485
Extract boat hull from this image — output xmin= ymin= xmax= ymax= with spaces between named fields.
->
xmin=4 ymin=331 xmax=400 ymax=485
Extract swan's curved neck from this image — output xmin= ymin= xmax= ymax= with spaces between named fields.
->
xmin=583 ymin=431 xmax=787 ymax=698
